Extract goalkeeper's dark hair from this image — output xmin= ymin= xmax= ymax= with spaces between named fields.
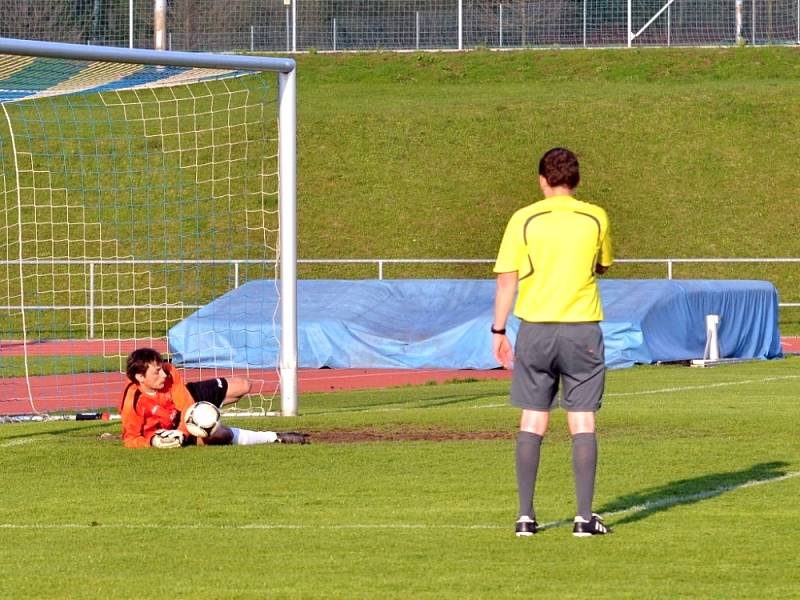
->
xmin=126 ymin=347 xmax=164 ymax=382
xmin=539 ymin=147 xmax=580 ymax=189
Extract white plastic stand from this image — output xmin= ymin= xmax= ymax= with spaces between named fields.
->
xmin=703 ymin=314 xmax=721 ymax=361
xmin=691 ymin=314 xmax=749 ymax=367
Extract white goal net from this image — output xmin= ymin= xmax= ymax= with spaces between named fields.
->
xmin=0 ymin=39 xmax=297 ymax=418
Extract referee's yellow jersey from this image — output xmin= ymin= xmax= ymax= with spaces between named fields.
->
xmin=494 ymin=195 xmax=613 ymax=323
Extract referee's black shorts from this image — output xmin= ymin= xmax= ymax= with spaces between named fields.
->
xmin=510 ymin=322 xmax=605 ymax=412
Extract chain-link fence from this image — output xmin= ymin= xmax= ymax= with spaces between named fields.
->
xmin=1 ymin=1 xmax=798 ymax=52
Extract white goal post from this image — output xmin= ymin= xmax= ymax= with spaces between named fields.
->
xmin=0 ymin=37 xmax=298 ymax=417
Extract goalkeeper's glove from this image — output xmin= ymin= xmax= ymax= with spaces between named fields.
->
xmin=150 ymin=429 xmax=185 ymax=449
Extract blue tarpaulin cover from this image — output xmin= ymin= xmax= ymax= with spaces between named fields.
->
xmin=169 ymin=279 xmax=782 ymax=370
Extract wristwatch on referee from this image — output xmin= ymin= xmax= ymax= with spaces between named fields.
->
xmin=491 ymin=325 xmax=506 ymax=335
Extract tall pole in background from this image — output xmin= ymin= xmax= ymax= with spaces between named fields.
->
xmin=290 ymin=0 xmax=296 ymax=53
xmin=627 ymin=0 xmax=632 ymax=47
xmin=583 ymin=0 xmax=587 ymax=47
xmin=735 ymin=0 xmax=743 ymax=45
xmin=154 ymin=0 xmax=167 ymax=50
xmin=129 ymin=0 xmax=134 ymax=48
xmin=458 ymin=0 xmax=463 ymax=50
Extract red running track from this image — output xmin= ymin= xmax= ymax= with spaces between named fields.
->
xmin=0 ymin=369 xmax=512 ymax=415
xmin=2 ymin=337 xmax=797 ymax=415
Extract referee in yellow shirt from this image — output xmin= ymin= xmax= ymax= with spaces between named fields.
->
xmin=492 ymin=147 xmax=613 ymax=537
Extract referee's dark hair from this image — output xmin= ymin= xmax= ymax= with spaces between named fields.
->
xmin=539 ymin=147 xmax=580 ymax=189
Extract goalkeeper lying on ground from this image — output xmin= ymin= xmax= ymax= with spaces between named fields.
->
xmin=120 ymin=347 xmax=309 ymax=448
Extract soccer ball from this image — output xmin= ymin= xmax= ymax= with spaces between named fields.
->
xmin=184 ymin=401 xmax=220 ymax=438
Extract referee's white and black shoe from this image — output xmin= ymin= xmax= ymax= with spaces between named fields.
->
xmin=572 ymin=514 xmax=611 ymax=537
xmin=515 ymin=516 xmax=538 ymax=537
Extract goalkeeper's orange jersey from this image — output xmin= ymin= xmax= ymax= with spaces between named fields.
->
xmin=119 ymin=363 xmax=194 ymax=448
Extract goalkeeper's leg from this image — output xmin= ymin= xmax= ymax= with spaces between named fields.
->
xmin=230 ymin=428 xmax=309 ymax=445
xmin=202 ymin=425 xmax=309 ymax=445
xmin=230 ymin=427 xmax=277 ymax=445
xmin=223 ymin=376 xmax=252 ymax=405
xmin=186 ymin=376 xmax=253 ymax=409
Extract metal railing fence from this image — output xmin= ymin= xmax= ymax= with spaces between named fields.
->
xmin=2 ymin=256 xmax=798 ymax=339
xmin=1 ymin=1 xmax=799 ymax=53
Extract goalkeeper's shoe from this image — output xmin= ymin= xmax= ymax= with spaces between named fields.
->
xmin=276 ymin=431 xmax=310 ymax=445
xmin=572 ymin=514 xmax=611 ymax=537
xmin=515 ymin=516 xmax=538 ymax=537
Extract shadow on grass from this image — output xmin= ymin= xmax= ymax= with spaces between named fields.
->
xmin=598 ymin=461 xmax=791 ymax=527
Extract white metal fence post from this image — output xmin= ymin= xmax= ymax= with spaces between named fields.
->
xmin=292 ymin=0 xmax=297 ymax=53
xmin=129 ymin=0 xmax=134 ymax=48
xmin=583 ymin=0 xmax=587 ymax=47
xmin=499 ymin=4 xmax=503 ymax=48
xmin=458 ymin=0 xmax=463 ymax=50
xmin=736 ymin=0 xmax=744 ymax=44
xmin=627 ymin=0 xmax=632 ymax=47
xmin=667 ymin=3 xmax=671 ymax=45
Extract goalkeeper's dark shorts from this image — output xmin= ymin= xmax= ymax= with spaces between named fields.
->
xmin=185 ymin=377 xmax=229 ymax=408
xmin=510 ymin=322 xmax=605 ymax=412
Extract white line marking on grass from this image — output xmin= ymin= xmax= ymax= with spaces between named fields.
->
xmin=605 ymin=375 xmax=800 ymax=398
xmin=311 ymin=375 xmax=800 ymax=414
xmin=0 ymin=437 xmax=46 ymax=448
xmin=0 ymin=522 xmax=502 ymax=531
xmin=474 ymin=374 xmax=800 ymax=408
xmin=2 ymin=471 xmax=797 ymax=532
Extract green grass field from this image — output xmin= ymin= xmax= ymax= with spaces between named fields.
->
xmin=3 ymin=47 xmax=798 ymax=340
xmin=293 ymin=48 xmax=800 ymax=333
xmin=2 ymin=357 xmax=798 ymax=599
xmin=296 ymin=47 xmax=800 ymax=262
xmin=2 ymin=47 xmax=798 ymax=597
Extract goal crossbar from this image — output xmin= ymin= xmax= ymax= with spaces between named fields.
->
xmin=0 ymin=37 xmax=298 ymax=417
xmin=0 ymin=37 xmax=295 ymax=74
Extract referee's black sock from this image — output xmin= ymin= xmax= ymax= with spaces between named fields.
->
xmin=516 ymin=431 xmax=543 ymax=519
xmin=571 ymin=432 xmax=598 ymax=521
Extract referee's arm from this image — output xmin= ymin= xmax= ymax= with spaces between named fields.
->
xmin=492 ymin=271 xmax=518 ymax=369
